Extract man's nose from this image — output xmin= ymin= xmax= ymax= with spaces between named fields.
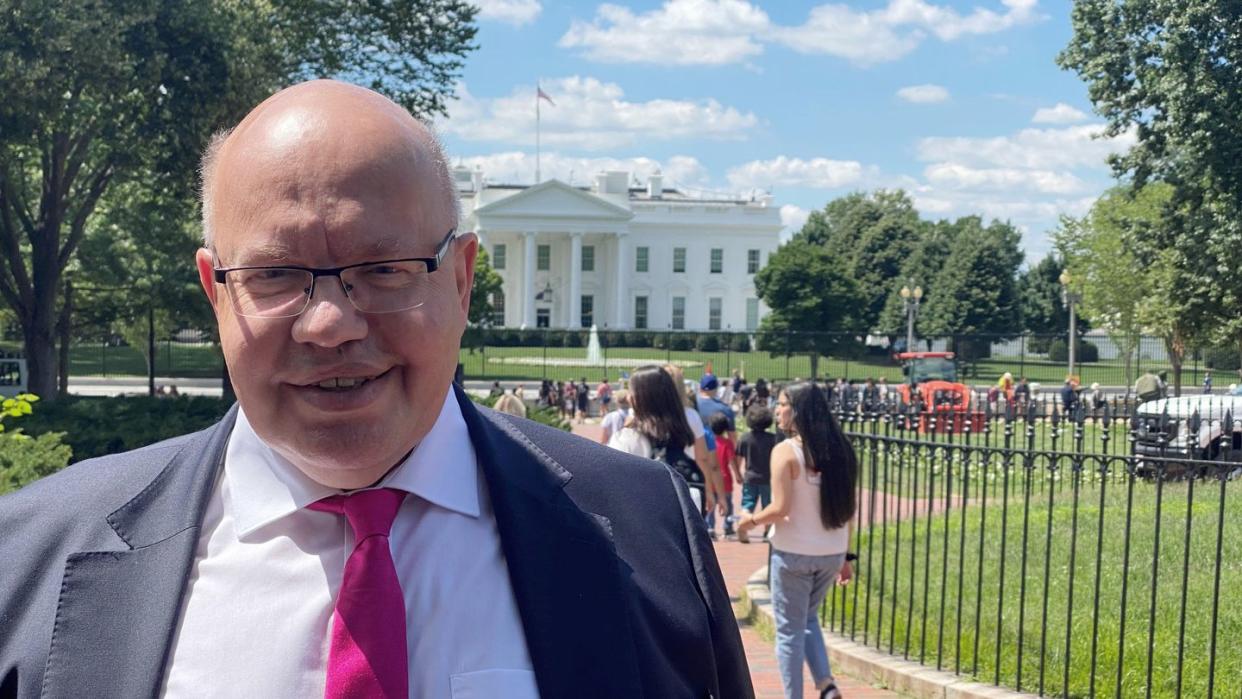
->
xmin=290 ymin=275 xmax=369 ymax=347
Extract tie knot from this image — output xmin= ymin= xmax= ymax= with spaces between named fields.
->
xmin=310 ymin=488 xmax=407 ymax=541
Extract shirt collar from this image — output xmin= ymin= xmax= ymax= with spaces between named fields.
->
xmin=227 ymin=388 xmax=481 ymax=540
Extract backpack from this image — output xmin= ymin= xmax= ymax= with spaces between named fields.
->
xmin=651 ymin=441 xmax=706 ymax=513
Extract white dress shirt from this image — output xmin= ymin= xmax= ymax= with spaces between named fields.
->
xmin=161 ymin=390 xmax=538 ymax=698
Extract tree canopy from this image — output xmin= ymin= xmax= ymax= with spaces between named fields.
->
xmin=919 ymin=216 xmax=1024 ymax=351
xmin=0 ymin=0 xmax=478 ymax=397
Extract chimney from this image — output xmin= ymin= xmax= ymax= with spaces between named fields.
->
xmin=647 ymin=170 xmax=663 ymax=199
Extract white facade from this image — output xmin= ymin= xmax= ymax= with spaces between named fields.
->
xmin=456 ymin=168 xmax=782 ymax=332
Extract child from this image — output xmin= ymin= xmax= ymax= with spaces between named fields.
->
xmin=707 ymin=413 xmax=737 ymax=538
xmin=736 ymin=404 xmax=776 ymax=543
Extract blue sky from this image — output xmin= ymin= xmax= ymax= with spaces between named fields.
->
xmin=439 ymin=0 xmax=1131 ymax=260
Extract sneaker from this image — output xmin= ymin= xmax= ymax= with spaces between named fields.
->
xmin=736 ymin=527 xmax=750 ymax=544
xmin=819 ymin=682 xmax=841 ymax=699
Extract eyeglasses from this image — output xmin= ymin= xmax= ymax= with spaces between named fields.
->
xmin=212 ymin=229 xmax=456 ymax=318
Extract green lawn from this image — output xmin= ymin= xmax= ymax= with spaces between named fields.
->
xmin=458 ymin=344 xmax=1209 ymax=388
xmin=829 ymin=471 xmax=1242 ymax=698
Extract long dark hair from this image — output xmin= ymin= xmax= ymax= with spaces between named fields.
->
xmin=784 ymin=381 xmax=857 ymax=530
xmin=628 ymin=365 xmax=695 ymax=452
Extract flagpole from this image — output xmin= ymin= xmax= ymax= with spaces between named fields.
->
xmin=535 ymin=82 xmax=541 ymax=184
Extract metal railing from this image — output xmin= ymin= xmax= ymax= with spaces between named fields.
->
xmin=820 ymin=396 xmax=1241 ymax=697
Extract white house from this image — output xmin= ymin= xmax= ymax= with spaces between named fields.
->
xmin=456 ymin=167 xmax=783 ymax=332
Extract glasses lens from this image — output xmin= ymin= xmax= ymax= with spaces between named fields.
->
xmin=227 ymin=268 xmax=313 ymax=318
xmin=341 ymin=260 xmax=433 ymax=313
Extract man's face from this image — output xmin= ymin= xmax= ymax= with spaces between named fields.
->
xmin=197 ymin=100 xmax=475 ymax=488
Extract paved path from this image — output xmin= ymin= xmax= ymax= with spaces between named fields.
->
xmin=572 ymin=421 xmax=901 ymax=698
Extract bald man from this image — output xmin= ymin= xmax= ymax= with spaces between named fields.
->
xmin=0 ymin=81 xmax=750 ymax=699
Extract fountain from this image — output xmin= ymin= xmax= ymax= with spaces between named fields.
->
xmin=585 ymin=324 xmax=603 ymax=364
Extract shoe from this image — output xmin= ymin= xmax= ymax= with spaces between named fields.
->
xmin=819 ymin=682 xmax=841 ymax=699
xmin=736 ymin=527 xmax=750 ymax=544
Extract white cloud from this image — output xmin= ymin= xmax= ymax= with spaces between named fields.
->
xmin=441 ymin=77 xmax=759 ymax=150
xmin=726 ymin=156 xmax=866 ymax=189
xmin=560 ymin=0 xmax=1042 ymax=66
xmin=450 ymin=152 xmax=705 ymax=187
xmin=779 ymin=204 xmax=810 ymax=242
xmin=559 ymin=0 xmax=768 ymax=65
xmin=923 ymin=163 xmax=1086 ymax=194
xmin=916 ymin=124 xmax=1134 ymax=170
xmin=1031 ymin=102 xmax=1088 ymax=124
xmin=896 ymin=84 xmax=950 ymax=104
xmin=473 ymin=0 xmax=542 ymax=26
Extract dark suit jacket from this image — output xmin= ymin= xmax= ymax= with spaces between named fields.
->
xmin=0 ymin=385 xmax=751 ymax=698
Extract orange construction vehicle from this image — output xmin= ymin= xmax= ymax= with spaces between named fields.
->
xmin=892 ymin=351 xmax=981 ymax=433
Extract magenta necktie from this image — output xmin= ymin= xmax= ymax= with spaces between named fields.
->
xmin=310 ymin=488 xmax=409 ymax=699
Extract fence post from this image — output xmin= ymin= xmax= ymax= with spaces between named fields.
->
xmin=1020 ymin=333 xmax=1026 ymax=380
xmin=542 ymin=329 xmax=547 ymax=381
xmin=785 ymin=328 xmax=792 ymax=380
xmin=101 ymin=339 xmax=106 ymax=377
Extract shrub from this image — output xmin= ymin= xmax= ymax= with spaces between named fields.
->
xmin=695 ymin=334 xmax=721 ymax=352
xmin=729 ymin=333 xmax=752 ymax=352
xmin=625 ymin=331 xmax=653 ymax=348
xmin=0 ymin=431 xmax=73 ymax=495
xmin=521 ymin=330 xmax=545 ymax=347
xmin=469 ymin=393 xmax=569 ymax=431
xmin=603 ymin=331 xmax=626 ymax=347
xmin=1048 ymin=339 xmax=1100 ymax=364
xmin=1203 ymin=346 xmax=1241 ymax=371
xmin=1027 ymin=335 xmax=1055 ymax=355
xmin=19 ymin=396 xmax=232 ymax=463
xmin=652 ymin=333 xmax=669 ymax=350
xmin=562 ymin=331 xmax=583 ymax=347
xmin=669 ymin=333 xmax=695 ymax=351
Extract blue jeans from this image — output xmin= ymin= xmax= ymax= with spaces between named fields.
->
xmin=770 ymin=549 xmax=845 ymax=698
xmin=741 ymin=483 xmax=771 ymax=512
xmin=705 ymin=489 xmax=735 ymax=534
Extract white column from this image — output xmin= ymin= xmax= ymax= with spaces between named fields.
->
xmin=569 ymin=233 xmax=583 ymax=329
xmin=521 ymin=232 xmax=536 ymax=329
xmin=612 ymin=232 xmax=627 ymax=328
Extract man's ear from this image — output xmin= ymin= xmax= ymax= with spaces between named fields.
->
xmin=196 ymin=248 xmax=220 ymax=309
xmin=453 ymin=232 xmax=479 ymax=317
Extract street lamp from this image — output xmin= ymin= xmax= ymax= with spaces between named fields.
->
xmin=1059 ymin=270 xmax=1081 ymax=378
xmin=899 ymin=283 xmax=923 ymax=354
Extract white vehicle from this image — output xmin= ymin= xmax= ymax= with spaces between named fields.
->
xmin=1132 ymin=394 xmax=1242 ymax=461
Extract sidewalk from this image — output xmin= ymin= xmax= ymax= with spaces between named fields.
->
xmin=572 ymin=421 xmax=899 ymax=698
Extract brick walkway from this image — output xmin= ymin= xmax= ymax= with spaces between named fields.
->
xmin=572 ymin=421 xmax=900 ymax=698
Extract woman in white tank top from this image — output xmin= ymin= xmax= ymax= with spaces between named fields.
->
xmin=737 ymin=382 xmax=858 ymax=699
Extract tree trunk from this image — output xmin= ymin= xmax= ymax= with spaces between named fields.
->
xmin=56 ymin=280 xmax=72 ymax=397
xmin=23 ymin=315 xmax=57 ymax=400
xmin=809 ymin=353 xmax=820 ymax=381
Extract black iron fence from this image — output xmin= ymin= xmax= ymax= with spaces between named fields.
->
xmin=460 ymin=328 xmax=1240 ymax=392
xmin=820 ymin=395 xmax=1242 ymax=697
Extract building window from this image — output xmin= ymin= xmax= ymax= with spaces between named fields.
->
xmin=536 ymin=308 xmax=550 ymax=328
xmin=710 ymin=248 xmax=723 ymax=274
xmin=673 ymin=247 xmax=686 ymax=273
xmin=582 ymin=245 xmax=595 ymax=272
xmin=747 ymin=249 xmax=760 ymax=274
xmin=492 ymin=244 xmax=506 ymax=270
xmin=746 ymin=297 xmax=759 ymax=331
xmin=580 ymin=295 xmax=594 ymax=328
xmin=634 ymin=296 xmax=648 ymax=329
xmin=672 ymin=296 xmax=685 ymax=330
xmin=537 ymin=244 xmax=551 ymax=271
xmin=708 ymin=297 xmax=722 ymax=330
xmin=636 ymin=246 xmax=649 ymax=273
xmin=491 ymin=289 xmax=505 ymax=326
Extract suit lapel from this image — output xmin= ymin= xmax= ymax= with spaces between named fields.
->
xmin=41 ymin=408 xmax=237 ymax=699
xmin=457 ymin=387 xmax=644 ymax=699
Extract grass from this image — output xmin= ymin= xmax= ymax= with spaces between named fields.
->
xmin=828 ymin=469 xmax=1242 ymax=698
xmin=457 ymin=343 xmax=1210 ymax=388
xmin=0 ymin=341 xmax=223 ymax=378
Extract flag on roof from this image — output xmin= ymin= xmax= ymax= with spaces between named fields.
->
xmin=537 ymin=86 xmax=555 ymax=106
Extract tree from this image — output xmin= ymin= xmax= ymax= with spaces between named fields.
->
xmin=462 ymin=247 xmax=503 ymax=352
xmin=1059 ymin=0 xmax=1242 ymax=362
xmin=1057 ymin=183 xmax=1197 ymax=393
xmin=75 ymin=178 xmax=212 ymax=395
xmin=876 ymin=218 xmax=958 ymax=337
xmin=754 ymin=239 xmax=864 ymax=379
xmin=799 ymin=190 xmax=923 ymax=331
xmin=1015 ymin=253 xmax=1087 ymax=353
xmin=919 ymin=217 xmax=1024 ymax=364
xmin=0 ymin=0 xmax=478 ymax=398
